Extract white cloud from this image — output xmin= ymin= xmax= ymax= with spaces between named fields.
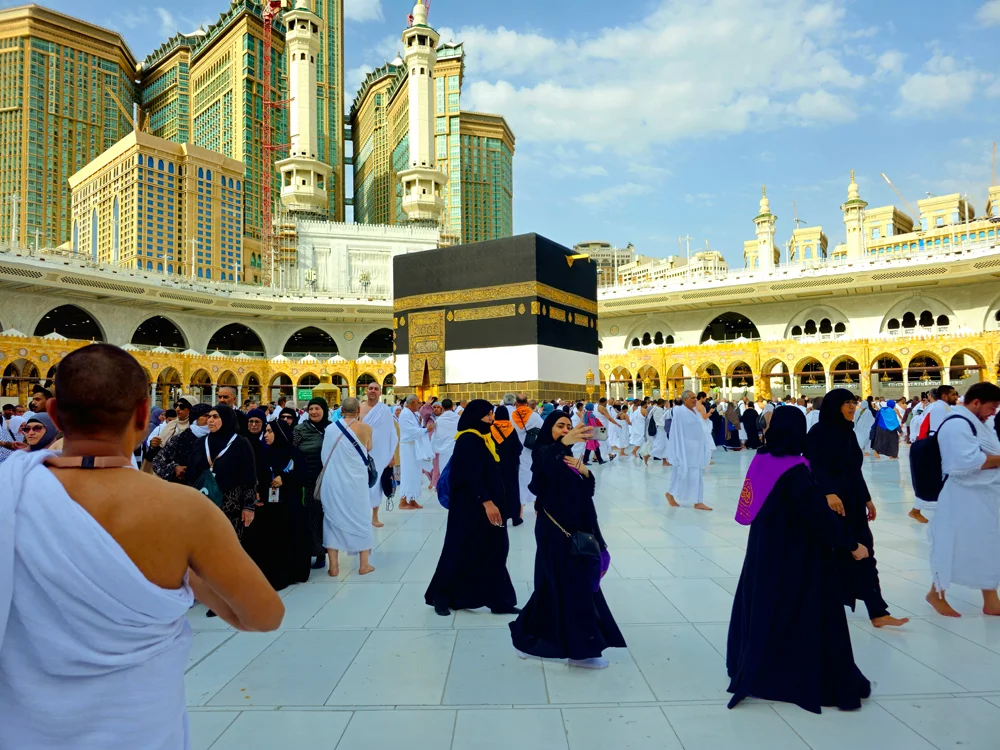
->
xmin=155 ymin=8 xmax=176 ymax=38
xmin=345 ymin=0 xmax=384 ymax=23
xmin=976 ymin=0 xmax=1000 ymax=26
xmin=428 ymin=0 xmax=872 ymax=157
xmin=896 ymin=52 xmax=996 ymax=115
xmin=575 ymin=182 xmax=653 ymax=206
xmin=874 ymin=50 xmax=905 ymax=78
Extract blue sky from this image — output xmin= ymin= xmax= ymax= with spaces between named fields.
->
xmin=14 ymin=0 xmax=1000 ymax=266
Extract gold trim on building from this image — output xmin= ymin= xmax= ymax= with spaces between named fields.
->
xmin=452 ymin=304 xmax=517 ymax=322
xmin=394 ymin=282 xmax=598 ymax=315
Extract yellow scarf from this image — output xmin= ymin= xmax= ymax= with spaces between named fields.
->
xmin=455 ymin=428 xmax=500 ymax=462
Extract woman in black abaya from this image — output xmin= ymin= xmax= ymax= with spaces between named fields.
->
xmin=293 ymin=397 xmax=332 ymax=569
xmin=186 ymin=404 xmax=258 ymax=540
xmin=509 ymin=410 xmax=625 ymax=669
xmin=805 ymin=389 xmax=908 ymax=628
xmin=741 ymin=402 xmax=762 ymax=449
xmin=491 ymin=405 xmax=524 ymax=526
xmin=425 ymin=400 xmax=518 ymax=617
xmin=727 ymin=406 xmax=872 ymax=713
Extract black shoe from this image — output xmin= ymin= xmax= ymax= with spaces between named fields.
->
xmin=512 ymin=517 xmax=524 ymax=527
xmin=206 ymin=610 xmax=218 ymax=618
xmin=434 ymin=602 xmax=452 ymax=617
xmin=597 ymin=459 xmax=607 ymax=465
xmin=311 ymin=555 xmax=326 ymax=569
xmin=490 ymin=605 xmax=522 ymax=615
xmin=582 ymin=461 xmax=591 ymax=466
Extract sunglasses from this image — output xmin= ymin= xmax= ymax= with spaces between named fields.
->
xmin=23 ymin=424 xmax=46 ymax=434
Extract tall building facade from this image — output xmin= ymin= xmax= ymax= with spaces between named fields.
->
xmin=68 ymin=131 xmax=245 ymax=282
xmin=0 ymin=5 xmax=137 ymax=250
xmin=311 ymin=0 xmax=345 ymax=223
xmin=351 ymin=35 xmax=515 ymax=244
xmin=139 ymin=1 xmax=289 ymax=264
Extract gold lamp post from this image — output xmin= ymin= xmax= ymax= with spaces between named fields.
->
xmin=310 ymin=374 xmax=341 ymax=408
xmin=586 ymin=369 xmax=596 ymax=402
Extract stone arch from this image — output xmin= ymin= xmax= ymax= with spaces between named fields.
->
xmin=907 ymin=351 xmax=943 ymax=384
xmin=794 ymin=357 xmax=825 ymax=391
xmin=207 ymin=323 xmax=266 ymax=354
xmin=870 ymin=353 xmax=904 ymax=391
xmin=217 ymin=370 xmax=239 ymax=387
xmin=297 ymin=371 xmax=321 ymax=387
xmin=623 ymin=318 xmax=677 ymax=349
xmin=243 ymin=371 xmax=263 ymax=401
xmin=829 ymin=355 xmax=862 ymax=387
xmin=786 ymin=304 xmax=850 ymax=339
xmin=190 ymin=369 xmax=213 ymax=402
xmin=635 ymin=365 xmax=661 ymax=397
xmin=696 ymin=361 xmax=723 ymax=390
xmin=33 ymin=303 xmax=106 ymax=342
xmin=761 ymin=358 xmax=791 ymax=398
xmin=728 ymin=360 xmax=755 ymax=387
xmin=131 ymin=315 xmax=189 ymax=350
xmin=359 ymin=327 xmax=393 ymax=356
xmin=699 ymin=311 xmax=760 ymax=343
xmin=949 ymin=348 xmax=987 ymax=384
xmin=283 ymin=326 xmax=340 ymax=356
xmin=357 ymin=372 xmax=380 ymax=390
xmin=154 ymin=366 xmax=183 ymax=407
xmin=879 ymin=295 xmax=956 ymax=334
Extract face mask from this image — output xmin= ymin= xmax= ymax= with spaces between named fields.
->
xmin=190 ymin=423 xmax=210 ymax=438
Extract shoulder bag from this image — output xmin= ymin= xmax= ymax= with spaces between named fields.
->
xmin=543 ymin=509 xmax=601 ymax=561
xmin=334 ymin=419 xmax=379 ymax=488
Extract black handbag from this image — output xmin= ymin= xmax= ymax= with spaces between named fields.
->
xmin=524 ymin=426 xmax=541 ymax=450
xmin=544 ymin=509 xmax=601 ymax=560
xmin=334 ymin=419 xmax=379 ymax=488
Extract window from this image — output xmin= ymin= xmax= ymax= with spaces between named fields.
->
xmin=935 ymin=216 xmax=944 ymax=227
xmin=872 ymin=227 xmax=880 ymax=240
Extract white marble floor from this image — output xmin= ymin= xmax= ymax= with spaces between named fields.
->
xmin=188 ymin=445 xmax=1000 ymax=750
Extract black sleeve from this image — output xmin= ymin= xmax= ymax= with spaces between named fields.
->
xmin=805 ymin=427 xmax=840 ymax=497
xmin=783 ymin=468 xmax=856 ymax=551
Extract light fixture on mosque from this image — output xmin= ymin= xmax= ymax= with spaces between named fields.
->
xmin=880 ymin=372 xmax=890 ymax=382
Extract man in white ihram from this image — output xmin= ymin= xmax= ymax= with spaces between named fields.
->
xmin=360 ymin=382 xmax=398 ymax=528
xmin=431 ymin=398 xmax=460 ymax=473
xmin=925 ymin=382 xmax=1000 ymax=618
xmin=511 ymin=393 xmax=544 ymax=510
xmin=398 ymin=394 xmax=434 ymax=510
xmin=665 ymin=390 xmax=713 ymax=511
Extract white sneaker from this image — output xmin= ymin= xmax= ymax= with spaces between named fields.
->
xmin=568 ymin=657 xmax=609 ymax=669
xmin=515 ymin=649 xmax=529 ymax=660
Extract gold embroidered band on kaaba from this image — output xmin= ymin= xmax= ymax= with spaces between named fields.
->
xmin=393 ymin=282 xmax=598 ymax=316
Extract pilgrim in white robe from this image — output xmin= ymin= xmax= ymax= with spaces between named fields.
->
xmin=398 ymin=407 xmax=430 ymax=501
xmin=320 ymin=421 xmax=373 ymax=554
xmin=432 ymin=409 xmax=461 ymax=470
xmin=667 ymin=405 xmax=710 ymax=506
xmin=805 ymin=409 xmax=821 ymax=434
xmin=700 ymin=407 xmax=715 ymax=453
xmin=854 ymin=402 xmax=875 ymax=453
xmin=363 ymin=401 xmax=399 ymax=509
xmin=928 ymin=406 xmax=1000 ymax=593
xmin=629 ymin=406 xmax=646 ymax=447
xmin=650 ymin=404 xmax=669 ymax=458
xmin=571 ymin=410 xmax=586 ymax=458
xmin=607 ymin=407 xmax=624 ymax=450
xmin=513 ymin=410 xmax=543 ymax=506
xmin=0 ymin=451 xmax=194 ymax=750
xmin=908 ymin=406 xmax=926 ymax=442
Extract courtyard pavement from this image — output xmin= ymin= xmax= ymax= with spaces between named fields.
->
xmin=187 ymin=443 xmax=1000 ymax=750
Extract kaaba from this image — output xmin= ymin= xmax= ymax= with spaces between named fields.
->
xmin=392 ymin=233 xmax=599 ymax=402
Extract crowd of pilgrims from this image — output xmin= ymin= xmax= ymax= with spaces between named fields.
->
xmin=3 ymin=376 xmax=1000 ymax=716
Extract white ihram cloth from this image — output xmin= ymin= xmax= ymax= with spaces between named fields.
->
xmin=571 ymin=412 xmax=586 ymax=458
xmin=854 ymin=403 xmax=875 ymax=452
xmin=628 ymin=407 xmax=646 ymax=447
xmin=913 ymin=400 xmax=953 ymax=511
xmin=700 ymin=409 xmax=715 ymax=453
xmin=650 ymin=405 xmax=669 ymax=458
xmin=606 ymin=408 xmax=624 ymax=449
xmin=667 ymin=405 xmax=710 ymax=506
xmin=928 ymin=406 xmax=1000 ymax=593
xmin=0 ymin=451 xmax=193 ymax=750
xmin=805 ymin=409 xmax=821 ymax=434
xmin=320 ymin=421 xmax=373 ymax=554
xmin=908 ymin=406 xmax=926 ymax=442
xmin=363 ymin=401 xmax=398 ymax=510
xmin=398 ymin=408 xmax=431 ymax=501
xmin=513 ymin=411 xmax=543 ymax=506
xmin=432 ymin=410 xmax=461 ymax=469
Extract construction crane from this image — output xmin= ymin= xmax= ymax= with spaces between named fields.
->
xmin=880 ymin=173 xmax=919 ymax=220
xmin=792 ymin=201 xmax=807 ymax=228
xmin=261 ymin=0 xmax=291 ymax=287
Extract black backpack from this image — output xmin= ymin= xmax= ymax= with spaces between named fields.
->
xmin=909 ymin=415 xmax=976 ymax=503
xmin=647 ymin=412 xmax=657 ymax=437
xmin=524 ymin=427 xmax=541 ymax=451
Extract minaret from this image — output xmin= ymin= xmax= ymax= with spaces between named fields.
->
xmin=398 ymin=1 xmax=446 ymax=224
xmin=276 ymin=0 xmax=331 ymax=215
xmin=842 ymin=170 xmax=867 ymax=260
xmin=754 ymin=186 xmax=777 ymax=271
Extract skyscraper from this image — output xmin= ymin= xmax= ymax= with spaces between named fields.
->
xmin=0 ymin=5 xmax=137 ymax=250
xmin=311 ymin=0 xmax=345 ymax=223
xmin=139 ymin=0 xmax=288 ymax=264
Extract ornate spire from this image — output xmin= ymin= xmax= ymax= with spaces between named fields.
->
xmin=848 ymin=170 xmax=860 ymax=201
xmin=759 ymin=185 xmax=771 ymax=215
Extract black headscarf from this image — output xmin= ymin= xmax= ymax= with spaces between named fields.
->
xmin=24 ymin=413 xmax=59 ymax=451
xmin=267 ymin=417 xmax=296 ymax=474
xmin=306 ymin=397 xmax=331 ymax=430
xmin=819 ymin=388 xmax=857 ymax=432
xmin=759 ymin=405 xmax=806 ymax=457
xmin=279 ymin=407 xmax=298 ymax=423
xmin=247 ymin=407 xmax=268 ymax=438
xmin=189 ymin=403 xmax=212 ymax=422
xmin=457 ymin=399 xmax=494 ymax=435
xmin=532 ymin=409 xmax=573 ymax=459
xmin=187 ymin=404 xmax=258 ymax=493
